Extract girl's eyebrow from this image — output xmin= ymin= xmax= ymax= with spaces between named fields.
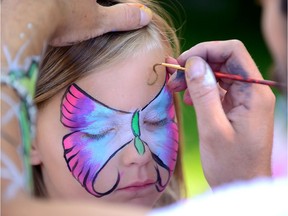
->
xmin=69 ymin=83 xmax=131 ymax=114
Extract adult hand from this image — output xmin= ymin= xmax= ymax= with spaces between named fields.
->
xmin=167 ymin=40 xmax=275 ymax=188
xmin=2 ymin=0 xmax=152 ymax=47
xmin=51 ymin=0 xmax=153 ymax=46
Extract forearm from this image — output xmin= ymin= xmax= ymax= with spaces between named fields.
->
xmin=1 ymin=0 xmax=59 ymax=67
xmin=1 ymin=0 xmax=60 ymax=202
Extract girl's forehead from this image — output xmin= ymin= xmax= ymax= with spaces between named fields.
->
xmin=76 ymin=48 xmax=167 ymax=111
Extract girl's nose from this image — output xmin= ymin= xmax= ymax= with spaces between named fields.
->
xmin=120 ymin=139 xmax=153 ymax=167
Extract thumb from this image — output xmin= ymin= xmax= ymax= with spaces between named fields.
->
xmin=103 ymin=3 xmax=153 ymax=32
xmin=185 ymin=57 xmax=230 ymax=133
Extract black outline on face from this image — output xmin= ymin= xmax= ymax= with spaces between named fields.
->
xmin=60 ymin=74 xmax=178 ymax=197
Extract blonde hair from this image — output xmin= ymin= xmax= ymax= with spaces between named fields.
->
xmin=34 ymin=0 xmax=186 ymax=207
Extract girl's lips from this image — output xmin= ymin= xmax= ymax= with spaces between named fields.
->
xmin=117 ymin=181 xmax=156 ymax=191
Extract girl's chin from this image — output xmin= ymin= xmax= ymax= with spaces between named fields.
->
xmin=96 ymin=186 xmax=160 ymax=207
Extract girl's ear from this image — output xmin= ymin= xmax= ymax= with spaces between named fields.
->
xmin=30 ymin=139 xmax=42 ymax=165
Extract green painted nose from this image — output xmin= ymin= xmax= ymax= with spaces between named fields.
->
xmin=131 ymin=111 xmax=145 ymax=155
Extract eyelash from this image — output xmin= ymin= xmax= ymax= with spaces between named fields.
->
xmin=83 ymin=129 xmax=114 ymax=140
xmin=81 ymin=118 xmax=168 ymax=140
xmin=144 ymin=118 xmax=168 ymax=127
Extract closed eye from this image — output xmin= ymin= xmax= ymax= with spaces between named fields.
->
xmin=144 ymin=118 xmax=168 ymax=127
xmin=82 ymin=128 xmax=115 ymax=140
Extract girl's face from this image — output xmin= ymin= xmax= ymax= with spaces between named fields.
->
xmin=33 ymin=48 xmax=179 ymax=207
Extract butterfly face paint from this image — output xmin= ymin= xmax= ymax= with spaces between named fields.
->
xmin=60 ymin=79 xmax=179 ymax=197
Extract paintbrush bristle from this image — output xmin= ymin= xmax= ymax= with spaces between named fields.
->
xmin=161 ymin=63 xmax=185 ymax=71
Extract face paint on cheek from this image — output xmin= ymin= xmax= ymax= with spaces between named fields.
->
xmin=60 ymin=80 xmax=179 ymax=198
xmin=139 ymin=83 xmax=179 ymax=192
xmin=60 ymin=84 xmax=130 ymax=197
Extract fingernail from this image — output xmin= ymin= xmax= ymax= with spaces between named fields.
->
xmin=139 ymin=5 xmax=153 ymax=26
xmin=186 ymin=57 xmax=216 ymax=87
xmin=126 ymin=3 xmax=152 ymax=26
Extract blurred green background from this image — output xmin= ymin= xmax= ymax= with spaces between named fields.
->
xmin=159 ymin=0 xmax=273 ymax=197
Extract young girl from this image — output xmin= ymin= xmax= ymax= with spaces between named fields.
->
xmin=2 ymin=0 xmax=275 ymax=215
xmin=31 ymin=0 xmax=185 ymax=207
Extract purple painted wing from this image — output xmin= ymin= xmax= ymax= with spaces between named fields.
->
xmin=60 ymin=80 xmax=179 ymax=197
xmin=61 ymin=84 xmax=133 ymax=196
xmin=140 ymin=84 xmax=179 ymax=190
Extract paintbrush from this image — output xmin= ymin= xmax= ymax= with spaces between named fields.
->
xmin=154 ymin=63 xmax=285 ymax=88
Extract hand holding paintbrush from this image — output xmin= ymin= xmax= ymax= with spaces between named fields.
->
xmin=158 ymin=41 xmax=276 ymax=187
xmin=153 ymin=63 xmax=285 ymax=89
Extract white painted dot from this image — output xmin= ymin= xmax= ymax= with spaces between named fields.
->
xmin=27 ymin=23 xmax=33 ymax=29
xmin=19 ymin=33 xmax=25 ymax=39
